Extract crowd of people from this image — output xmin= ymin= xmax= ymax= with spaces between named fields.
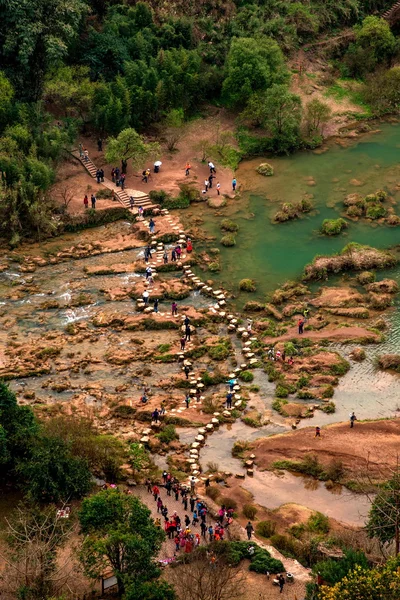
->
xmin=145 ymin=475 xmax=237 ymax=556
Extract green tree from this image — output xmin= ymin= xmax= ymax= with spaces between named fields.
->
xmin=163 ymin=108 xmax=185 ymax=151
xmin=0 ymin=72 xmax=14 ymax=134
xmin=105 ymin=128 xmax=160 ymax=172
xmin=79 ymin=490 xmax=164 ymax=596
xmin=0 ymin=381 xmax=38 ymax=478
xmin=18 ymin=435 xmax=92 ymax=503
xmin=222 ymin=37 xmax=289 ymax=108
xmin=363 ymin=67 xmax=400 ymax=115
xmin=319 ymin=556 xmax=400 ymax=600
xmin=305 ymin=98 xmax=332 ymax=135
xmin=345 ymin=16 xmax=396 ymax=76
xmin=125 ymin=581 xmax=176 ymax=600
xmin=44 ymin=66 xmax=97 ymax=126
xmin=130 ymin=442 xmax=151 ymax=473
xmin=0 ymin=0 xmax=87 ymax=101
xmin=262 ymin=84 xmax=302 ymax=153
xmin=367 ymin=471 xmax=400 ymax=554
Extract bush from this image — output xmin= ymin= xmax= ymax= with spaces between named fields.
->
xmin=206 ymin=486 xmax=220 ymax=501
xmin=346 ymin=205 xmax=363 ymax=217
xmin=220 ymin=219 xmax=239 ymax=232
xmin=307 ymin=511 xmax=330 ymax=533
xmin=330 ymin=359 xmax=350 ymax=376
xmin=321 ymin=401 xmax=336 ymax=414
xmin=239 ymin=370 xmax=254 ymax=382
xmin=243 ymin=504 xmax=258 ymax=519
xmin=220 ymin=497 xmax=237 ymax=510
xmin=156 ymin=425 xmax=178 ymax=444
xmin=321 ymin=218 xmax=348 ymax=236
xmin=377 ymin=354 xmax=400 ymax=372
xmin=149 ymin=189 xmax=171 ymax=204
xmin=256 ymin=520 xmax=276 ymax=538
xmin=256 ymin=162 xmax=274 ymax=176
xmin=208 ymin=339 xmax=232 ymax=361
xmin=221 ymin=234 xmax=236 ymax=247
xmin=357 ymin=271 xmax=375 ymax=285
xmin=208 ymin=261 xmax=221 ymax=272
xmin=321 ymin=385 xmax=334 ymax=398
xmin=232 ymin=440 xmax=250 ymax=457
xmin=296 ymin=197 xmax=313 ymax=213
xmin=366 ymin=203 xmax=387 ymax=219
xmin=96 ymin=188 xmax=114 ymax=199
xmin=275 ymin=384 xmax=289 ymax=398
xmin=324 ymin=459 xmax=345 ymax=482
xmin=239 ymin=278 xmax=256 ymax=292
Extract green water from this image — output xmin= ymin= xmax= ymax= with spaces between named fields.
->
xmin=191 ymin=123 xmax=400 ymax=299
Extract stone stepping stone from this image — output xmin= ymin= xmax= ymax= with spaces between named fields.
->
xmin=211 ymin=418 xmax=219 ymax=426
xmin=206 ymin=424 xmax=214 ymax=431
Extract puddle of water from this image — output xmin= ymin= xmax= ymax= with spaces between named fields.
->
xmin=247 ymin=469 xmax=371 ymax=526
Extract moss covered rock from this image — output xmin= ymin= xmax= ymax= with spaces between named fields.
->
xmin=386 ymin=214 xmax=400 ymax=226
xmin=208 ymin=261 xmax=221 ymax=272
xmin=357 ymin=271 xmax=375 ymax=285
xmin=366 ymin=204 xmax=386 ymax=219
xmin=257 ymin=163 xmax=274 ymax=176
xmin=377 ymin=354 xmax=400 ymax=372
xmin=220 ymin=219 xmax=239 ymax=232
xmin=346 ymin=205 xmax=363 ymax=218
xmin=321 ymin=218 xmax=348 ymax=236
xmin=296 ymin=198 xmax=313 ymax=213
xmin=239 ymin=278 xmax=257 ymax=292
xmin=220 ymin=234 xmax=236 ymax=247
xmin=344 ymin=193 xmax=364 ymax=207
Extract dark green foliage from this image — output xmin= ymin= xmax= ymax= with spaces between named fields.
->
xmin=367 ymin=473 xmax=400 ymax=547
xmin=18 ymin=436 xmax=92 ymax=502
xmin=243 ymin=504 xmax=258 ymax=519
xmin=311 ymin=549 xmax=368 ymax=587
xmin=207 ymin=338 xmax=232 ymax=361
xmin=275 ymin=384 xmax=289 ymax=398
xmin=307 ymin=511 xmax=330 ymax=533
xmin=321 ymin=218 xmax=348 ymax=236
xmin=155 ymin=425 xmax=178 ymax=444
xmin=79 ymin=490 xmax=165 ymax=596
xmin=239 ymin=370 xmax=254 ymax=382
xmin=256 ymin=520 xmax=276 ymax=538
xmin=215 ymin=540 xmax=284 ymax=574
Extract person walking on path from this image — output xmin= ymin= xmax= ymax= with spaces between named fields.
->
xmin=138 ymin=206 xmax=144 ymax=218
xmin=79 ymin=142 xmax=83 ymax=158
xmin=153 ymin=298 xmax=159 ymax=313
xmin=97 ymin=138 xmax=103 ymax=152
xmin=163 ymin=250 xmax=168 ymax=264
xmin=232 ymin=178 xmax=237 ymax=192
xmin=204 ymin=179 xmax=209 ymax=193
xmin=120 ymin=173 xmax=126 ymax=190
xmin=143 ymin=290 xmax=149 ymax=305
xmin=91 ymin=194 xmax=96 ymax=209
xmin=303 ymin=307 xmax=310 ymax=321
xmin=183 ymin=364 xmax=190 ymax=379
xmin=315 ymin=426 xmax=321 ymax=438
xmin=145 ymin=266 xmax=152 ymax=280
xmin=350 ymin=411 xmax=357 ymax=428
xmin=245 ymin=521 xmax=254 ymax=540
xmin=171 ymin=248 xmax=177 ymax=262
xmin=185 ymin=162 xmax=191 ymax=176
xmin=180 ymin=336 xmax=186 ymax=351
xmin=190 ymin=476 xmax=196 ymax=494
xmin=100 ymin=168 xmax=104 ymax=182
xmin=278 ymin=574 xmax=285 ymax=594
xmin=208 ymin=161 xmax=216 ymax=174
xmin=185 ymin=324 xmax=191 ymax=342
xmin=208 ymin=174 xmax=214 ymax=189
xmin=185 ymin=394 xmax=190 ymax=409
xmin=149 ymin=218 xmax=155 ymax=234
xmin=130 ymin=196 xmax=135 ymax=210
xmin=171 ymin=301 xmax=178 ymax=316
xmin=298 ymin=319 xmax=304 ymax=334
xmin=216 ymin=182 xmax=221 ymax=195
xmin=84 ymin=148 xmax=89 ymax=162
xmin=96 ymin=169 xmax=101 ymax=184
xmin=226 ymin=392 xmax=233 ymax=409
xmin=83 ymin=194 xmax=88 ymax=209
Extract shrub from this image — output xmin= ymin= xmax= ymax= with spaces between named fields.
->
xmin=243 ymin=504 xmax=258 ymax=519
xmin=208 ymin=261 xmax=221 ymax=272
xmin=296 ymin=198 xmax=313 ymax=213
xmin=296 ymin=374 xmax=310 ymax=389
xmin=256 ymin=162 xmax=274 ymax=176
xmin=324 ymin=459 xmax=345 ymax=482
xmin=321 ymin=401 xmax=335 ymax=414
xmin=284 ymin=341 xmax=297 ymax=356
xmin=321 ymin=218 xmax=348 ymax=236
xmin=357 ymin=271 xmax=375 ymax=285
xmin=239 ymin=278 xmax=256 ymax=292
xmin=208 ymin=340 xmax=231 ymax=361
xmin=156 ymin=425 xmax=178 ymax=444
xmin=366 ymin=203 xmax=386 ymax=219
xmin=149 ymin=189 xmax=171 ymax=204
xmin=321 ymin=385 xmax=334 ymax=398
xmin=206 ymin=486 xmax=220 ymax=501
xmin=256 ymin=520 xmax=276 ymax=538
xmin=232 ymin=440 xmax=250 ymax=457
xmin=239 ymin=370 xmax=254 ymax=382
xmin=377 ymin=354 xmax=400 ymax=372
xmin=330 ymin=360 xmax=350 ymax=376
xmin=96 ymin=188 xmax=113 ymax=199
xmin=275 ymin=384 xmax=289 ymax=398
xmin=346 ymin=205 xmax=363 ymax=217
xmin=307 ymin=511 xmax=330 ymax=533
xmin=297 ymin=388 xmax=315 ymax=399
xmin=220 ymin=497 xmax=237 ymax=510
xmin=220 ymin=219 xmax=239 ymax=232
xmin=220 ymin=234 xmax=236 ymax=247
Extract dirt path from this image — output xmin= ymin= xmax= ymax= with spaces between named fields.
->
xmin=263 ymin=322 xmax=379 ymax=345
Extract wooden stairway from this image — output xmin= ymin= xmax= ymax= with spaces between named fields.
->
xmin=382 ymin=1 xmax=400 ymax=23
xmin=72 ymin=150 xmax=159 ymax=213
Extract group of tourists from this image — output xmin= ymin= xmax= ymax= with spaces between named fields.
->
xmin=111 ymin=167 xmax=127 ymax=189
xmin=146 ymin=476 xmax=238 ymax=555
